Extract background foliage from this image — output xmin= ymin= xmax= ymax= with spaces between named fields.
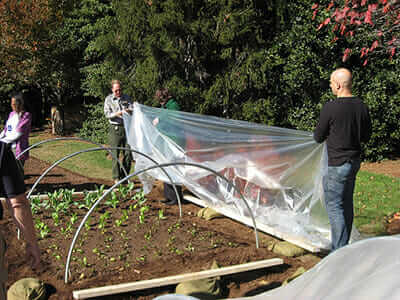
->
xmin=0 ymin=0 xmax=399 ymax=159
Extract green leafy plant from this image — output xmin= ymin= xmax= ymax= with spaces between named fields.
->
xmin=139 ymin=205 xmax=149 ymax=224
xmin=84 ymin=216 xmax=92 ymax=231
xmin=98 ymin=211 xmax=110 ymax=229
xmin=70 ymin=212 xmax=78 ymax=225
xmin=105 ymin=190 xmax=120 ymax=209
xmin=35 ymin=219 xmax=50 ymax=239
xmin=158 ymin=209 xmax=166 ymax=220
xmin=30 ymin=196 xmax=41 ymax=215
xmin=52 ymin=212 xmax=60 ymax=226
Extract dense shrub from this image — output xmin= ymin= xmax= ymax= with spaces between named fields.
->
xmin=78 ymin=102 xmax=109 ymax=144
xmin=3 ymin=0 xmax=398 ymax=161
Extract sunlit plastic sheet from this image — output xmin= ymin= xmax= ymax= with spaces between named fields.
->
xmin=234 ymin=235 xmax=400 ymax=300
xmin=124 ymin=103 xmax=331 ymax=249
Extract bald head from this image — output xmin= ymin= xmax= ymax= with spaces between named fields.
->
xmin=332 ymin=68 xmax=352 ymax=88
xmin=330 ymin=68 xmax=353 ymax=97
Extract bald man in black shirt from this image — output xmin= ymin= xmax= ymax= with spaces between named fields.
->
xmin=314 ymin=68 xmax=372 ymax=251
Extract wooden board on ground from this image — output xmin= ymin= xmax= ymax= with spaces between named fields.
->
xmin=184 ymin=195 xmax=324 ymax=253
xmin=73 ymin=258 xmax=284 ymax=299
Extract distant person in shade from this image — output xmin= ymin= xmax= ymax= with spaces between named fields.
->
xmin=314 ymin=68 xmax=372 ymax=251
xmin=153 ymin=88 xmax=184 ymax=206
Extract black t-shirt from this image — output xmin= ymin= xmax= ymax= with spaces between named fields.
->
xmin=314 ymin=97 xmax=372 ymax=166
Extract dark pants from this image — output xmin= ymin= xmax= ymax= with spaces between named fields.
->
xmin=109 ymin=125 xmax=132 ymax=180
xmin=164 ymin=182 xmax=183 ymax=202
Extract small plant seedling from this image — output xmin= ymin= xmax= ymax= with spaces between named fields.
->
xmin=98 ymin=211 xmax=110 ymax=229
xmin=139 ymin=205 xmax=149 ymax=224
xmin=106 ymin=191 xmax=120 ymax=209
xmin=31 ymin=196 xmax=41 ymax=214
xmin=122 ymin=210 xmax=129 ymax=221
xmin=70 ymin=213 xmax=78 ymax=225
xmin=144 ymin=231 xmax=152 ymax=240
xmin=118 ymin=184 xmax=130 ymax=199
xmin=136 ymin=255 xmax=146 ymax=263
xmin=158 ymin=209 xmax=166 ymax=220
xmin=52 ymin=212 xmax=60 ymax=226
xmin=133 ymin=191 xmax=147 ymax=208
xmin=35 ymin=219 xmax=50 ymax=239
xmin=83 ymin=257 xmax=89 ymax=267
xmin=84 ymin=216 xmax=92 ymax=230
xmin=185 ymin=242 xmax=194 ymax=252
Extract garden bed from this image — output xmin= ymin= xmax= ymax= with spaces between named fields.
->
xmin=3 ymin=157 xmax=322 ymax=299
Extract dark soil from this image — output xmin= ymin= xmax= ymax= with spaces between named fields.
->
xmin=2 ymin=157 xmax=322 ymax=300
xmin=2 ymin=154 xmax=399 ymax=299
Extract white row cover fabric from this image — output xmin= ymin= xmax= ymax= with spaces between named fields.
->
xmin=234 ymin=235 xmax=400 ymax=300
xmin=124 ymin=103 xmax=331 ymax=249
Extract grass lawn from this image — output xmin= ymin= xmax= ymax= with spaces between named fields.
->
xmin=29 ymin=133 xmax=114 ymax=180
xmin=354 ymin=171 xmax=400 ymax=235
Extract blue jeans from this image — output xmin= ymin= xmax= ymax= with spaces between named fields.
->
xmin=323 ymin=159 xmax=361 ymax=251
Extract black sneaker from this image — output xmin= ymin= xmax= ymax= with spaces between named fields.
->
xmin=164 ymin=199 xmax=178 ymax=206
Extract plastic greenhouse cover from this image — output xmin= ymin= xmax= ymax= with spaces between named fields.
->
xmin=124 ymin=102 xmax=331 ymax=249
xmin=233 ymin=235 xmax=400 ymax=300
xmin=153 ymin=236 xmax=400 ymax=300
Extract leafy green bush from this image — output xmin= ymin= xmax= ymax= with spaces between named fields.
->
xmin=70 ymin=0 xmax=400 ymax=161
xmin=79 ymin=102 xmax=109 ymax=144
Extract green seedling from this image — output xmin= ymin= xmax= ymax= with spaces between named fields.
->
xmin=185 ymin=242 xmax=194 ymax=252
xmin=70 ymin=212 xmax=78 ymax=225
xmin=35 ymin=219 xmax=50 ymax=239
xmin=52 ymin=212 xmax=60 ymax=226
xmin=84 ymin=216 xmax=92 ymax=230
xmin=189 ymin=228 xmax=197 ymax=237
xmin=61 ymin=188 xmax=75 ymax=206
xmin=106 ymin=191 xmax=120 ymax=209
xmin=133 ymin=191 xmax=147 ymax=208
xmin=83 ymin=257 xmax=89 ymax=267
xmin=175 ymin=249 xmax=184 ymax=255
xmin=144 ymin=231 xmax=152 ymax=240
xmin=122 ymin=210 xmax=129 ymax=221
xmin=118 ymin=184 xmax=130 ymax=199
xmin=158 ymin=209 xmax=166 ymax=220
xmin=47 ymin=189 xmax=62 ymax=209
xmin=30 ymin=196 xmax=41 ymax=214
xmin=139 ymin=205 xmax=149 ymax=224
xmin=98 ymin=211 xmax=110 ymax=229
xmin=136 ymin=255 xmax=146 ymax=263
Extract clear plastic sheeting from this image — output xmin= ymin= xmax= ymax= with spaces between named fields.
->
xmin=124 ymin=103 xmax=331 ymax=249
xmin=234 ymin=235 xmax=400 ymax=300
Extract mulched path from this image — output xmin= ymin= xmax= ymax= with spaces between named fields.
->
xmin=360 ymin=158 xmax=400 ymax=178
